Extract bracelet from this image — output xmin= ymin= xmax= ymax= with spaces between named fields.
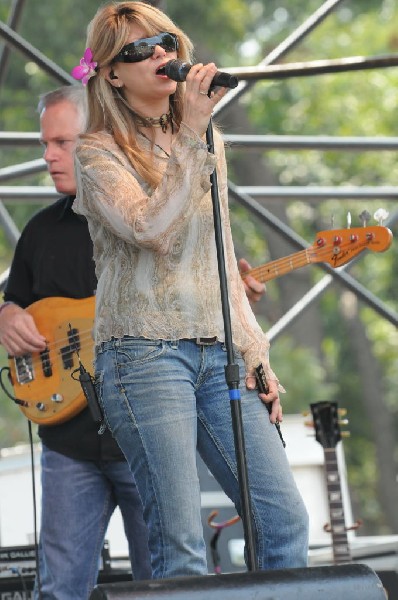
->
xmin=0 ymin=301 xmax=15 ymax=316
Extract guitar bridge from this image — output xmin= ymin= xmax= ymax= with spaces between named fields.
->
xmin=14 ymin=355 xmax=34 ymax=384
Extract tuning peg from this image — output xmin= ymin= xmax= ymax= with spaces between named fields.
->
xmin=338 ymin=408 xmax=347 ymax=417
xmin=304 ymin=419 xmax=314 ymax=428
xmin=338 ymin=418 xmax=349 ymax=426
xmin=341 ymin=431 xmax=351 ymax=438
xmin=359 ymin=210 xmax=371 ymax=226
xmin=346 ymin=211 xmax=351 ymax=229
xmin=374 ymin=208 xmax=389 ymax=226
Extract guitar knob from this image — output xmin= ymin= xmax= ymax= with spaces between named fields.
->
xmin=36 ymin=403 xmax=46 ymax=412
xmin=51 ymin=393 xmax=64 ymax=403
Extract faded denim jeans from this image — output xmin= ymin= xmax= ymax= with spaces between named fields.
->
xmin=34 ymin=444 xmax=151 ymax=599
xmin=95 ymin=337 xmax=309 ymax=579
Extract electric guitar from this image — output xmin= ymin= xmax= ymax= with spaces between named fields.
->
xmin=310 ymin=401 xmax=361 ymax=564
xmin=8 ymin=225 xmax=392 ymax=425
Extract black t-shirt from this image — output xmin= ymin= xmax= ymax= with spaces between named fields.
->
xmin=5 ymin=195 xmax=124 ymax=461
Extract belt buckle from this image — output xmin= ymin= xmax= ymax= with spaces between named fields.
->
xmin=196 ymin=336 xmax=217 ymax=345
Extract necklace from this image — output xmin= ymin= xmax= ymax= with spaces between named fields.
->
xmin=139 ymin=131 xmax=170 ymax=158
xmin=115 ymin=89 xmax=174 ymax=134
xmin=135 ymin=110 xmax=173 ymax=134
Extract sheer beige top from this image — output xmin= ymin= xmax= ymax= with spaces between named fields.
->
xmin=73 ymin=122 xmax=278 ymax=381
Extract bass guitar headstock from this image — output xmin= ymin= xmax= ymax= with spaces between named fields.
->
xmin=309 ymin=225 xmax=393 ymax=269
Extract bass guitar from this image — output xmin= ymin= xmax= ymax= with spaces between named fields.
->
xmin=8 ymin=225 xmax=392 ymax=425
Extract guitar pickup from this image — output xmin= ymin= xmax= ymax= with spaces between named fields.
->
xmin=60 ymin=328 xmax=81 ymax=370
xmin=40 ymin=347 xmax=52 ymax=378
xmin=68 ymin=327 xmax=80 ymax=353
xmin=60 ymin=346 xmax=74 ymax=369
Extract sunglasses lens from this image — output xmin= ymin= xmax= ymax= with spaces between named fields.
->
xmin=129 ymin=44 xmax=153 ymax=62
xmin=113 ymin=32 xmax=178 ymax=63
xmin=159 ymin=33 xmax=178 ymax=52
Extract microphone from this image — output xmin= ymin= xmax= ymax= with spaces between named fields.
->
xmin=164 ymin=60 xmax=238 ymax=89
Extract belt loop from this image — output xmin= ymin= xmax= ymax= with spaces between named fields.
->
xmin=170 ymin=339 xmax=179 ymax=349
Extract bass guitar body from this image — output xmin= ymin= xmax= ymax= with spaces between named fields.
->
xmin=8 ymin=296 xmax=95 ymax=426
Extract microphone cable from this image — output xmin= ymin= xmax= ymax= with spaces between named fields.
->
xmin=27 ymin=419 xmax=43 ymax=600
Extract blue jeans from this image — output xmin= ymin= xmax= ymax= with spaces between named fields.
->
xmin=95 ymin=337 xmax=309 ymax=579
xmin=34 ymin=444 xmax=151 ymax=600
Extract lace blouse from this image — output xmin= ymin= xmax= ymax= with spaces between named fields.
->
xmin=73 ymin=122 xmax=278 ymax=381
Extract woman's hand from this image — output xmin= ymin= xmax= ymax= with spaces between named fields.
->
xmin=245 ymin=371 xmax=282 ymax=424
xmin=182 ymin=63 xmax=228 ymax=137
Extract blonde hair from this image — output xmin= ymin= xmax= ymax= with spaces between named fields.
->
xmin=83 ymin=1 xmax=194 ymax=189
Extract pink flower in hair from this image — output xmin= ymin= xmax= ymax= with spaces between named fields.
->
xmin=71 ymin=48 xmax=98 ymax=86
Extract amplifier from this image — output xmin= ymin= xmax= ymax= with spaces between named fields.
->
xmin=0 ymin=545 xmax=36 ymax=599
xmin=0 ymin=545 xmax=36 ymax=580
xmin=0 ymin=544 xmax=132 ymax=598
xmin=0 ymin=575 xmax=34 ymax=599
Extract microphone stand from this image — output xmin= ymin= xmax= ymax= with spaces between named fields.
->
xmin=206 ymin=116 xmax=258 ymax=572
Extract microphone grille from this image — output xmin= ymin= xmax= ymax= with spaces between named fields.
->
xmin=165 ymin=59 xmax=190 ymax=82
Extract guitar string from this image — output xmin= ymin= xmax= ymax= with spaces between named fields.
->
xmin=17 ymin=330 xmax=95 ymax=372
xmin=15 ymin=235 xmax=376 ymax=371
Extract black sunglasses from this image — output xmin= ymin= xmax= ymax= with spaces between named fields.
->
xmin=112 ymin=32 xmax=178 ymax=64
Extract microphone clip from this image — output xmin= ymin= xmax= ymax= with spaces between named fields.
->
xmin=68 ymin=322 xmax=104 ymax=426
xmin=77 ymin=362 xmax=104 ymax=425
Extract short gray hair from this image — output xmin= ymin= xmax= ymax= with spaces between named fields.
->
xmin=37 ymin=85 xmax=87 ymax=130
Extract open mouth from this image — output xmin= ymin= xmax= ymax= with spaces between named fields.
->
xmin=156 ymin=65 xmax=166 ymax=76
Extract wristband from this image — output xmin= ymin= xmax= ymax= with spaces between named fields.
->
xmin=0 ymin=301 xmax=15 ymax=316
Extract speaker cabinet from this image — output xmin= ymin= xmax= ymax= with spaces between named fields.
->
xmin=89 ymin=563 xmax=386 ymax=600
